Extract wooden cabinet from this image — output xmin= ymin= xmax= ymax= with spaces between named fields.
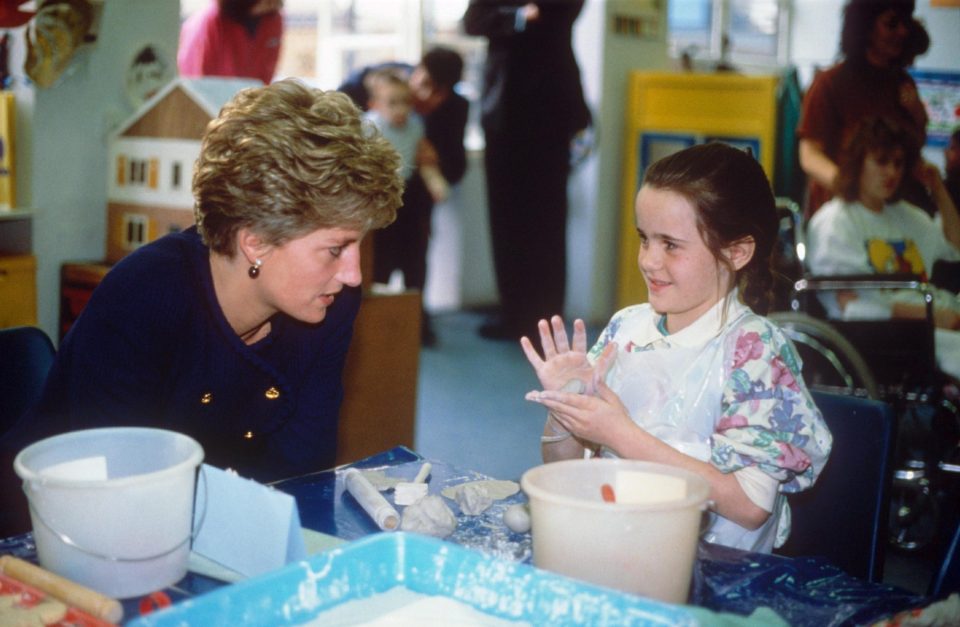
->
xmin=0 ymin=209 xmax=36 ymax=329
xmin=336 ymin=291 xmax=420 ymax=464
xmin=0 ymin=254 xmax=36 ymax=327
xmin=59 ymin=261 xmax=112 ymax=340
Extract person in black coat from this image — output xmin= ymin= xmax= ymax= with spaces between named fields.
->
xmin=339 ymin=48 xmax=469 ymax=345
xmin=464 ymin=0 xmax=590 ymax=340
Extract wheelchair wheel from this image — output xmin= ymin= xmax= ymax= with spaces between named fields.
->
xmin=889 ymin=462 xmax=940 ymax=553
xmin=769 ymin=312 xmax=880 ymax=399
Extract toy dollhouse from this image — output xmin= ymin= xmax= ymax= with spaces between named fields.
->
xmin=106 ymin=76 xmax=260 ymax=263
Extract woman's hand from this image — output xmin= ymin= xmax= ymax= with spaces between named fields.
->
xmin=520 ymin=316 xmax=593 ymax=392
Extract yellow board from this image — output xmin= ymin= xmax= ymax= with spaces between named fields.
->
xmin=0 ymin=255 xmax=37 ymax=327
xmin=617 ymin=71 xmax=779 ymax=310
xmin=0 ymin=92 xmax=16 ymax=210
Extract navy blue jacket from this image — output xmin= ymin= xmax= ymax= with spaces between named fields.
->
xmin=3 ymin=227 xmax=359 ymax=486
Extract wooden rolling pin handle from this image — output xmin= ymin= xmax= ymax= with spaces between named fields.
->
xmin=0 ymin=555 xmax=124 ymax=624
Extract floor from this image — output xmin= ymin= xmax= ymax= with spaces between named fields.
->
xmin=413 ymin=309 xmax=940 ymax=598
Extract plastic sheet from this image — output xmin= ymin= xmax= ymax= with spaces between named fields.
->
xmin=0 ymin=446 xmax=933 ymax=625
xmin=693 ymin=541 xmax=926 ymax=626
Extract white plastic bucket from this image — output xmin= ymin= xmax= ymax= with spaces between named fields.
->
xmin=521 ymin=458 xmax=710 ymax=604
xmin=13 ymin=427 xmax=204 ymax=599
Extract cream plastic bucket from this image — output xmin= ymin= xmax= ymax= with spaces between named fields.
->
xmin=521 ymin=458 xmax=710 ymax=604
xmin=14 ymin=427 xmax=204 ymax=599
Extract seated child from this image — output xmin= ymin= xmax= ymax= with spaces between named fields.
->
xmin=806 ymin=116 xmax=960 ymax=381
xmin=521 ymin=142 xmax=833 ymax=552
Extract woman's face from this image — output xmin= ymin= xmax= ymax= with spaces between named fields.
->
xmin=257 ymin=226 xmax=364 ymax=324
xmin=635 ymin=186 xmax=732 ymax=334
xmin=408 ymin=65 xmax=437 ymax=114
xmin=867 ymin=9 xmax=910 ymax=66
xmin=859 ymin=148 xmax=905 ymax=210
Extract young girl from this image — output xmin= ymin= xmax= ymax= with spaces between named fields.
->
xmin=521 ymin=142 xmax=833 ymax=553
xmin=806 ymin=116 xmax=960 ymax=381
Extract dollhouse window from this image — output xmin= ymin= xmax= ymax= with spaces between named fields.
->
xmin=122 ymin=213 xmax=149 ymax=250
xmin=128 ymin=159 xmax=148 ymax=185
xmin=171 ymin=162 xmax=182 ymax=189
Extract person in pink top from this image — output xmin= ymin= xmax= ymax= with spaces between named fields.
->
xmin=178 ymin=0 xmax=283 ymax=85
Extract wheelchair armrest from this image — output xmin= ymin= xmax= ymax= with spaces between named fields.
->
xmin=794 ymin=273 xmax=929 ymax=293
xmin=791 ymin=274 xmax=934 ymax=322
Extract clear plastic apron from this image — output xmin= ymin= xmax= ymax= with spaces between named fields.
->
xmin=597 ymin=310 xmax=783 ymax=552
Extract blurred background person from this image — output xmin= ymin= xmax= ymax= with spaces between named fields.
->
xmin=946 ymin=127 xmax=960 ymax=211
xmin=464 ymin=0 xmax=590 ymax=341
xmin=340 ymin=47 xmax=469 ymax=345
xmin=178 ymin=0 xmax=283 ymax=84
xmin=806 ymin=116 xmax=959 ymax=381
xmin=363 ymin=68 xmax=450 ymax=345
xmin=797 ymin=0 xmax=930 ymax=219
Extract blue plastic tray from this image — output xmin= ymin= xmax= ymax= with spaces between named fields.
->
xmin=127 ymin=532 xmax=701 ymax=626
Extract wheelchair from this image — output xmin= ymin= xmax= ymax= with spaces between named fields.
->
xmin=768 ymin=199 xmax=960 ymax=555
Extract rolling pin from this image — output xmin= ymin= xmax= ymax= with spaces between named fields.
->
xmin=0 ymin=555 xmax=124 ymax=624
xmin=343 ymin=468 xmax=400 ymax=531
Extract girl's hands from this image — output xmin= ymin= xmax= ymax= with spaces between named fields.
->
xmin=520 ymin=316 xmax=593 ymax=392
xmin=525 ymin=342 xmax=634 ymax=450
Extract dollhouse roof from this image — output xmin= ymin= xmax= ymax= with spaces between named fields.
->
xmin=112 ymin=76 xmax=262 ymax=140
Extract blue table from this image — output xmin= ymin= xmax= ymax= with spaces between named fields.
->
xmin=1 ymin=446 xmax=929 ymax=626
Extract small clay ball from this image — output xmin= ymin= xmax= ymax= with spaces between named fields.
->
xmin=503 ymin=503 xmax=531 ymax=533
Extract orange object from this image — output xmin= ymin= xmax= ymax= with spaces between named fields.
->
xmin=601 ymin=483 xmax=616 ymax=503
xmin=138 ymin=591 xmax=172 ymax=615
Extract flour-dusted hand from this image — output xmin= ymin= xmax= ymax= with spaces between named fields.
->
xmin=525 ymin=343 xmax=631 ymax=450
xmin=520 ymin=316 xmax=593 ymax=392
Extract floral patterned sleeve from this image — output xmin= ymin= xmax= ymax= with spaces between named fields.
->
xmin=587 ymin=306 xmax=634 ymax=362
xmin=710 ymin=317 xmax=833 ymax=494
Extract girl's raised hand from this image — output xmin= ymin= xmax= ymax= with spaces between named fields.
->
xmin=520 ymin=316 xmax=592 ymax=391
xmin=525 ymin=343 xmax=633 ymax=448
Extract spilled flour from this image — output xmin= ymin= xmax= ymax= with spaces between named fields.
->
xmin=298 ymin=586 xmax=530 ymax=626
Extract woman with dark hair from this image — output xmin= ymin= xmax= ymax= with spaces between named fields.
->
xmin=521 ymin=143 xmax=832 ymax=552
xmin=797 ymin=0 xmax=930 ymax=218
xmin=807 ymin=116 xmax=960 ymax=379
xmin=178 ymin=0 xmax=283 ymax=84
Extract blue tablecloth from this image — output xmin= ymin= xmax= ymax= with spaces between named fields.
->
xmin=1 ymin=446 xmax=929 ymax=626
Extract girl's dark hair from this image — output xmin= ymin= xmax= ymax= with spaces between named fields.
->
xmin=642 ymin=142 xmax=779 ymax=314
xmin=840 ymin=0 xmax=914 ymax=62
xmin=835 ymin=116 xmax=919 ymax=202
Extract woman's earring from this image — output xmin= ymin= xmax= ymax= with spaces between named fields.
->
xmin=248 ymin=259 xmax=262 ymax=279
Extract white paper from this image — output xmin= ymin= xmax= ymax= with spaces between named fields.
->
xmin=191 ymin=464 xmax=307 ymax=578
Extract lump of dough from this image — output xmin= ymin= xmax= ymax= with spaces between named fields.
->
xmin=441 ymin=479 xmax=519 ymax=502
xmin=503 ymin=503 xmax=531 ymax=533
xmin=454 ymin=482 xmax=493 ymax=515
xmin=400 ymin=495 xmax=457 ymax=538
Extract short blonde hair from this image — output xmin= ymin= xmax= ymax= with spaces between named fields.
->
xmin=194 ymin=78 xmax=403 ymax=256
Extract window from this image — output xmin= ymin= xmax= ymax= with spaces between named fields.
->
xmin=668 ymin=0 xmax=789 ymax=69
xmin=181 ymin=0 xmax=481 ymax=90
xmin=181 ymin=0 xmax=485 ymax=144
